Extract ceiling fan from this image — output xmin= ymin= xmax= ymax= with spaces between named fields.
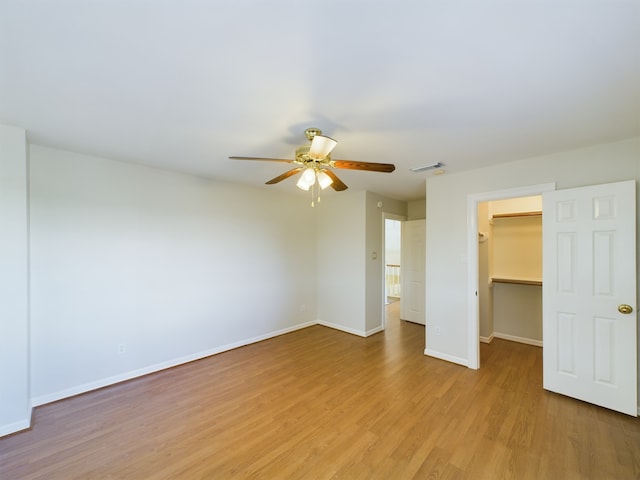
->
xmin=229 ymin=128 xmax=395 ymax=204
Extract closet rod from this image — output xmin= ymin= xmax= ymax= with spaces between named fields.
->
xmin=492 ymin=277 xmax=542 ymax=286
xmin=491 ymin=211 xmax=542 ymax=219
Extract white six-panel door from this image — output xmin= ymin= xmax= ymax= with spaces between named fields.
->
xmin=542 ymin=180 xmax=637 ymax=416
xmin=400 ymin=219 xmax=426 ymax=325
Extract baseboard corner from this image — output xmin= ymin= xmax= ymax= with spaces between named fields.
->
xmin=0 ymin=409 xmax=32 ymax=438
xmin=479 ymin=333 xmax=494 ymax=344
xmin=424 ymin=348 xmax=469 ymax=368
xmin=316 ymin=320 xmax=367 ymax=338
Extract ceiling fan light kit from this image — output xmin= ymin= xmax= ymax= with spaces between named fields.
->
xmin=230 ymin=127 xmax=396 ymax=206
xmin=295 ymin=167 xmax=335 ymax=205
xmin=316 ymin=170 xmax=333 ymax=190
xmin=296 ymin=168 xmax=318 ymax=191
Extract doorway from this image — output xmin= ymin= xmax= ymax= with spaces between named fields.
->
xmin=466 ymin=183 xmax=556 ymax=369
xmin=382 ymin=213 xmax=405 ymax=330
xmin=468 ymin=181 xmax=637 ymax=415
xmin=384 ymin=218 xmax=402 ymax=305
xmin=477 ymin=196 xmax=543 ymax=358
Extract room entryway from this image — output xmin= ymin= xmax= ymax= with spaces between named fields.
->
xmin=384 ymin=218 xmax=402 ymax=305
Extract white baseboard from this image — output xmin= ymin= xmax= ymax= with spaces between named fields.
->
xmin=365 ymin=325 xmax=384 ymax=337
xmin=316 ymin=320 xmax=367 ymax=338
xmin=480 ymin=333 xmax=494 ymax=344
xmin=0 ymin=412 xmax=32 ymax=438
xmin=493 ymin=332 xmax=542 ymax=347
xmin=424 ymin=348 xmax=469 ymax=367
xmin=31 ymin=321 xmax=316 ymax=408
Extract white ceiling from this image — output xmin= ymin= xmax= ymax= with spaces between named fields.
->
xmin=1 ymin=1 xmax=639 ymax=201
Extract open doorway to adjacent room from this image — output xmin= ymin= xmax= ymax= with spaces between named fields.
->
xmin=384 ymin=218 xmax=402 ymax=305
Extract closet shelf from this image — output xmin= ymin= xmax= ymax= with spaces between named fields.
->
xmin=491 ymin=211 xmax=542 ymax=219
xmin=491 ymin=277 xmax=542 ymax=286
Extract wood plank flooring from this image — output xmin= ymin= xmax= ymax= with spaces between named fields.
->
xmin=1 ymin=301 xmax=639 ymax=479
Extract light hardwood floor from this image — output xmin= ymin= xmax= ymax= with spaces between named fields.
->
xmin=2 ymin=301 xmax=639 ymax=479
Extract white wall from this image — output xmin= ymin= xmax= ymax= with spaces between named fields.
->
xmin=29 ymin=145 xmax=318 ymax=404
xmin=0 ymin=125 xmax=30 ymax=436
xmin=316 ymin=191 xmax=367 ymax=335
xmin=407 ymin=199 xmax=426 ymax=220
xmin=2 ymin=135 xmax=409 ymax=436
xmin=491 ymin=214 xmax=542 ymax=281
xmin=425 ymin=138 xmax=640 ymax=393
xmin=493 ymin=283 xmax=542 ymax=343
xmin=316 ymin=191 xmax=406 ymax=336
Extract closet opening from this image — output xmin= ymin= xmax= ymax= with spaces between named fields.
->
xmin=466 ymin=182 xmax=555 ymax=369
xmin=477 ymin=196 xmax=542 ymax=362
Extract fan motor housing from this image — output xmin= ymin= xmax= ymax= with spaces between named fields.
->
xmin=295 ymin=145 xmax=332 ymax=166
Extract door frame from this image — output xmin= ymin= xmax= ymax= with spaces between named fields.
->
xmin=382 ymin=212 xmax=406 ymax=330
xmin=466 ymin=182 xmax=556 ymax=369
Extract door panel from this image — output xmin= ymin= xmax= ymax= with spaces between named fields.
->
xmin=556 ymin=312 xmax=576 ymax=375
xmin=543 ymin=180 xmax=637 ymax=416
xmin=401 ymin=219 xmax=426 ymax=325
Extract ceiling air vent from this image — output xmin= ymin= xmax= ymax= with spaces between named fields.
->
xmin=410 ymin=162 xmax=444 ymax=173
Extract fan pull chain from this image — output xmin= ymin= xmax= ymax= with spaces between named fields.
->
xmin=307 ymin=171 xmax=325 ymax=207
xmin=311 ymin=181 xmax=323 ymax=207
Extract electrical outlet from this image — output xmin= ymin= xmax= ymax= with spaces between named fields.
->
xmin=300 ymin=304 xmax=306 ymax=312
xmin=118 ymin=343 xmax=126 ymax=354
xmin=435 ymin=327 xmax=441 ymax=336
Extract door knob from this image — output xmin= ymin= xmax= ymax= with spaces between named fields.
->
xmin=618 ymin=304 xmax=633 ymax=314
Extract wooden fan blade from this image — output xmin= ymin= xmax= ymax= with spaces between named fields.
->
xmin=323 ymin=170 xmax=348 ymax=191
xmin=265 ymin=168 xmax=303 ymax=185
xmin=229 ymin=156 xmax=293 ymax=163
xmin=332 ymin=160 xmax=396 ymax=173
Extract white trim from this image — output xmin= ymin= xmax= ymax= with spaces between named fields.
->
xmin=31 ymin=321 xmax=316 ymax=407
xmin=493 ymin=332 xmax=543 ymax=347
xmin=467 ymin=182 xmax=555 ymax=369
xmin=479 ymin=333 xmax=494 ymax=344
xmin=424 ymin=348 xmax=469 ymax=367
xmin=480 ymin=332 xmax=542 ymax=347
xmin=0 ymin=414 xmax=32 ymax=437
xmin=317 ymin=320 xmax=367 ymax=338
xmin=365 ymin=325 xmax=384 ymax=337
